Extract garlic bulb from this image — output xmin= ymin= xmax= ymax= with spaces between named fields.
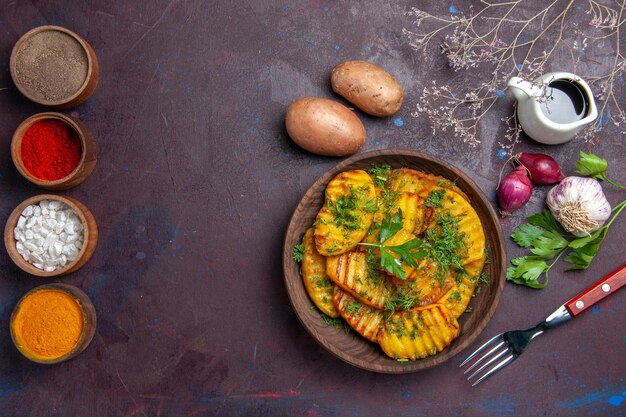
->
xmin=546 ymin=176 xmax=611 ymax=236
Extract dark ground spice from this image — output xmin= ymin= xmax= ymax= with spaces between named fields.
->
xmin=13 ymin=30 xmax=88 ymax=103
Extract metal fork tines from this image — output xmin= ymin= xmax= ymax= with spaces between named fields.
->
xmin=460 ymin=327 xmax=543 ymax=386
xmin=460 ymin=304 xmax=572 ymax=386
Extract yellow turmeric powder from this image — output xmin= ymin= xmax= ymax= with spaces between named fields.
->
xmin=11 ymin=288 xmax=84 ymax=361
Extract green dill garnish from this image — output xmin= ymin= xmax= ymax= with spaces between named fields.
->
xmin=326 ymin=186 xmax=376 ymax=233
xmin=397 ymin=358 xmax=409 ymax=363
xmin=384 ymin=289 xmax=420 ymax=312
xmin=423 ymin=211 xmax=468 ymax=284
xmin=387 ymin=318 xmax=407 ymax=336
xmin=321 ymin=314 xmax=351 ymax=333
xmin=465 ymin=306 xmax=474 ymax=313
xmin=346 ymin=301 xmax=362 ymax=315
xmin=424 ymin=189 xmax=446 ymax=208
xmin=367 ymin=164 xmax=392 ymax=187
xmin=381 ymin=187 xmax=399 ymax=212
xmin=292 ymin=243 xmax=305 ymax=263
xmin=447 ymin=290 xmax=462 ymax=304
xmin=327 ymin=194 xmax=361 ymax=231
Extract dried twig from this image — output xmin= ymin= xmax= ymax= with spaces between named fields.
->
xmin=404 ymin=0 xmax=625 ymax=149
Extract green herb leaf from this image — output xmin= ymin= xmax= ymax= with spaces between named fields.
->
xmin=527 ymin=209 xmax=560 ymax=232
xmin=528 ymin=230 xmax=569 ymax=259
xmin=506 ymin=256 xmax=549 ymax=288
xmin=380 ymin=210 xmax=404 ymax=243
xmin=509 ymin=199 xmax=626 ymax=288
xmin=359 ymin=210 xmax=427 ymax=280
xmin=292 ymin=243 xmax=305 ymax=263
xmin=511 ymin=223 xmax=544 ymax=248
xmin=575 ymin=151 xmax=607 ymax=180
xmin=385 ymin=238 xmax=427 ymax=268
xmin=380 ymin=248 xmax=406 ymax=278
xmin=564 ymin=227 xmax=608 ymax=270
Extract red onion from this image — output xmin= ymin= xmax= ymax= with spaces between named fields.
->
xmin=497 ymin=166 xmax=533 ymax=215
xmin=516 ymin=152 xmax=565 ymax=185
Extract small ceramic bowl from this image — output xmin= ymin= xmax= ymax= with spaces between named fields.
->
xmin=10 ymin=283 xmax=96 ymax=364
xmin=10 ymin=25 xmax=99 ymax=108
xmin=4 ymin=194 xmax=98 ymax=278
xmin=11 ymin=112 xmax=97 ymax=190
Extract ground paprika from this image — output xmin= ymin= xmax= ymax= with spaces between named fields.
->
xmin=20 ymin=119 xmax=82 ymax=181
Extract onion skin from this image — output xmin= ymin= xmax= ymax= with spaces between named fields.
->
xmin=517 ymin=152 xmax=565 ymax=185
xmin=498 ymin=166 xmax=533 ymax=215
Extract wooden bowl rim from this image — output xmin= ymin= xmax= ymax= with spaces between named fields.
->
xmin=10 ymin=282 xmax=96 ymax=364
xmin=4 ymin=194 xmax=92 ymax=277
xmin=11 ymin=112 xmax=89 ymax=187
xmin=9 ymin=25 xmax=96 ymax=106
xmin=283 ymin=148 xmax=506 ymax=373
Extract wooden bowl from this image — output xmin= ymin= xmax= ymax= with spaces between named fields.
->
xmin=10 ymin=283 xmax=96 ymax=364
xmin=11 ymin=112 xmax=97 ymax=190
xmin=283 ymin=149 xmax=506 ymax=373
xmin=4 ymin=194 xmax=98 ymax=277
xmin=10 ymin=25 xmax=99 ymax=108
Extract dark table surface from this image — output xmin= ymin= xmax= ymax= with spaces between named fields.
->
xmin=0 ymin=1 xmax=624 ymax=416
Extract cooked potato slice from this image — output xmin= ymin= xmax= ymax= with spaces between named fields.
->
xmin=326 ymin=250 xmax=391 ymax=310
xmin=315 ymin=170 xmax=376 ymax=256
xmin=364 ymin=188 xmax=421 ymax=243
xmin=333 ymin=287 xmax=385 ymax=342
xmin=391 ymin=262 xmax=454 ymax=306
xmin=441 ymin=256 xmax=487 ymax=318
xmin=301 ymin=228 xmax=339 ymax=318
xmin=440 ymin=277 xmax=475 ymax=319
xmin=430 ymin=189 xmax=485 ymax=265
xmin=391 ymin=168 xmax=469 ymax=202
xmin=377 ymin=304 xmax=460 ymax=360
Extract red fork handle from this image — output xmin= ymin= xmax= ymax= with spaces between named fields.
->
xmin=565 ymin=263 xmax=626 ymax=316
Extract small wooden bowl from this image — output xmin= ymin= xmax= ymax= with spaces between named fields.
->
xmin=10 ymin=25 xmax=99 ymax=108
xmin=10 ymin=283 xmax=97 ymax=364
xmin=11 ymin=112 xmax=97 ymax=190
xmin=4 ymin=194 xmax=98 ymax=277
xmin=283 ymin=149 xmax=506 ymax=373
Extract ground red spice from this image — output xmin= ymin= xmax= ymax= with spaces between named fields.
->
xmin=20 ymin=119 xmax=82 ymax=181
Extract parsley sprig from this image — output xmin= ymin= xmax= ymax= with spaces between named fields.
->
xmin=358 ymin=210 xmax=427 ymax=280
xmin=507 ymin=201 xmax=626 ymax=288
xmin=576 ymin=151 xmax=626 ymax=189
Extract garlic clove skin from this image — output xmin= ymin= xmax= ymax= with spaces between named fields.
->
xmin=546 ymin=176 xmax=611 ymax=237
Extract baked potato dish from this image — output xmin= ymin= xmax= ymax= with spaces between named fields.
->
xmin=295 ymin=166 xmax=488 ymax=361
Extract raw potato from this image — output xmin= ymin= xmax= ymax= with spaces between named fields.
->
xmin=285 ymin=97 xmax=366 ymax=156
xmin=331 ymin=61 xmax=404 ymax=117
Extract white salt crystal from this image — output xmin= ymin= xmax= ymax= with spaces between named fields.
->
xmin=13 ymin=199 xmax=84 ymax=272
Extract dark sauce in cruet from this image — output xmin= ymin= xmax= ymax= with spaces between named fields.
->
xmin=539 ymin=80 xmax=589 ymax=124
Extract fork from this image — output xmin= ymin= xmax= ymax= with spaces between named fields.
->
xmin=460 ymin=263 xmax=626 ymax=386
